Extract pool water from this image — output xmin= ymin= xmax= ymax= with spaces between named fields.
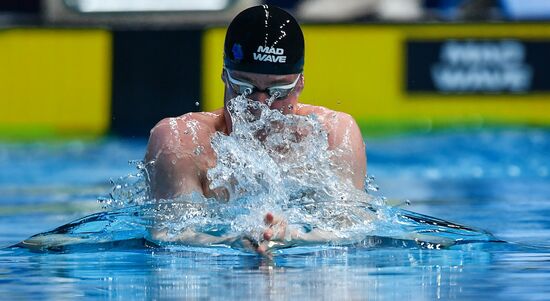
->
xmin=1 ymin=128 xmax=549 ymax=300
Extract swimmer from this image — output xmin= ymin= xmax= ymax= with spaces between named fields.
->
xmin=145 ymin=5 xmax=366 ymax=254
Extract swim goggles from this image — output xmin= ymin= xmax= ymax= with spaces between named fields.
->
xmin=224 ymin=67 xmax=301 ymax=100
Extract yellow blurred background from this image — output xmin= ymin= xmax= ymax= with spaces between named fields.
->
xmin=1 ymin=0 xmax=550 ymax=139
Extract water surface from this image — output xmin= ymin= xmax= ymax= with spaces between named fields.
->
xmin=1 ymin=128 xmax=550 ymax=300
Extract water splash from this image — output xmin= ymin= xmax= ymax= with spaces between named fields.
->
xmin=95 ymin=95 xmax=384 ymax=243
xmin=204 ymin=96 xmax=380 ymax=239
xmin=98 ymin=160 xmax=151 ymax=210
xmin=17 ymin=95 xmax=499 ymax=253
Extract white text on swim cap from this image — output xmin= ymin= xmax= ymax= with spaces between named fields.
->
xmin=253 ymin=46 xmax=287 ymax=63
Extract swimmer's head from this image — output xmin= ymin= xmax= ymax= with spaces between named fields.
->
xmin=223 ymin=5 xmax=304 ymax=75
xmin=221 ymin=5 xmax=305 ymax=133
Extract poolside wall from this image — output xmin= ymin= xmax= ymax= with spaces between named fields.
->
xmin=1 ymin=24 xmax=550 ymax=139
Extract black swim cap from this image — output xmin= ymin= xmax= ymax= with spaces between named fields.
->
xmin=224 ymin=5 xmax=304 ymax=75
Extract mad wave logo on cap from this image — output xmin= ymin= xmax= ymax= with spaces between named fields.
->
xmin=253 ymin=46 xmax=287 ymax=63
xmin=232 ymin=43 xmax=244 ymax=62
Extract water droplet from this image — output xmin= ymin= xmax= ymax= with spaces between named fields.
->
xmin=194 ymin=145 xmax=204 ymax=155
xmin=266 ymin=95 xmax=276 ymax=107
xmin=195 ymin=102 xmax=200 ymax=107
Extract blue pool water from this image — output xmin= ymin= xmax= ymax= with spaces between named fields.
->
xmin=1 ymin=128 xmax=549 ymax=300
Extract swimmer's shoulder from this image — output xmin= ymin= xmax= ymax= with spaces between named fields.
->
xmin=295 ymin=103 xmax=356 ymax=126
xmin=150 ymin=110 xmax=225 ymax=139
xmin=295 ymin=103 xmax=363 ymax=148
xmin=295 ymin=103 xmax=331 ymax=117
xmin=147 ymin=110 xmax=225 ymax=158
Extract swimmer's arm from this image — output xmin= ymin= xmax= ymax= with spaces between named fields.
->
xmin=149 ymin=228 xmax=235 ymax=246
xmin=150 ymin=228 xmax=265 ymax=252
xmin=327 ymin=113 xmax=366 ymax=190
xmin=145 ymin=118 xmax=203 ymax=199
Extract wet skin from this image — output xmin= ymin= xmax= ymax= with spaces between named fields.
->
xmin=145 ymin=70 xmax=367 ymax=254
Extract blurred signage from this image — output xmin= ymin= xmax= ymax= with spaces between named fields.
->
xmin=64 ymin=0 xmax=231 ymax=12
xmin=406 ymin=40 xmax=550 ymax=94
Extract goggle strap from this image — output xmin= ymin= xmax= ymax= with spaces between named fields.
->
xmin=225 ymin=68 xmax=255 ymax=89
xmin=268 ymin=74 xmax=301 ymax=91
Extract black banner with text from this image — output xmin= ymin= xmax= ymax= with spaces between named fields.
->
xmin=406 ymin=39 xmax=550 ymax=94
